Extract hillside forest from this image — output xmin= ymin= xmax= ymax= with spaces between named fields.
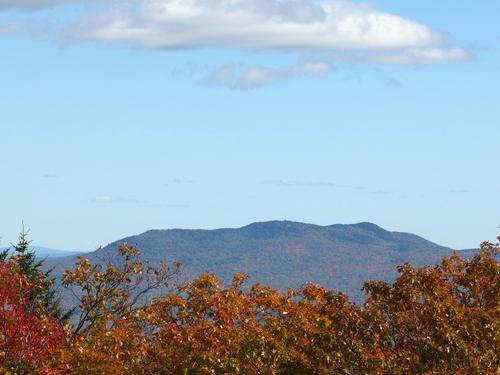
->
xmin=0 ymin=232 xmax=498 ymax=374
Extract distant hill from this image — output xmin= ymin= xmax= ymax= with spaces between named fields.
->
xmin=1 ymin=246 xmax=80 ymax=259
xmin=45 ymin=221 xmax=477 ymax=302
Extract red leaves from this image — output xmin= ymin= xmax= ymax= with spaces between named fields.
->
xmin=0 ymin=261 xmax=65 ymax=371
xmin=5 ymin=242 xmax=497 ymax=374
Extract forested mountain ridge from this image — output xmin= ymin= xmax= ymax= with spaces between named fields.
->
xmin=45 ymin=221 xmax=475 ymax=301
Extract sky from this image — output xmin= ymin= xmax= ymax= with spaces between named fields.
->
xmin=1 ymin=0 xmax=499 ymax=252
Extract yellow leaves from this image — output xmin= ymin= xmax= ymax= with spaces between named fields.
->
xmin=118 ymin=244 xmax=141 ymax=257
xmin=36 ymin=243 xmax=500 ymax=374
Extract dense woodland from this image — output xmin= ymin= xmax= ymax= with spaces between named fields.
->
xmin=45 ymin=221 xmax=466 ymax=304
xmin=0 ymin=233 xmax=498 ymax=374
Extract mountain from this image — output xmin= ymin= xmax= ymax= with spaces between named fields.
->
xmin=1 ymin=246 xmax=80 ymax=259
xmin=45 ymin=221 xmax=477 ymax=302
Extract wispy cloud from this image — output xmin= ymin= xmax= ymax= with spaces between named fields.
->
xmin=450 ymin=189 xmax=471 ymax=194
xmin=369 ymin=190 xmax=393 ymax=195
xmin=205 ymin=62 xmax=333 ymax=89
xmin=262 ymin=180 xmax=396 ymax=194
xmin=163 ymin=178 xmax=195 ymax=186
xmin=262 ymin=180 xmax=337 ymax=188
xmin=367 ymin=47 xmax=471 ymax=65
xmin=385 ymin=77 xmax=404 ymax=88
xmin=0 ymin=0 xmax=58 ymax=9
xmin=0 ymin=0 xmax=470 ymax=67
xmin=0 ymin=22 xmax=25 ymax=36
xmin=150 ymin=203 xmax=190 ymax=209
xmin=171 ymin=178 xmax=194 ymax=184
xmin=91 ymin=195 xmax=190 ymax=208
xmin=91 ymin=195 xmax=138 ymax=204
xmin=0 ymin=0 xmax=103 ymax=10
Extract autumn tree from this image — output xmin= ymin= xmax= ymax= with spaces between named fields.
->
xmin=144 ymin=275 xmax=373 ymax=375
xmin=43 ymin=239 xmax=499 ymax=374
xmin=48 ymin=244 xmax=180 ymax=374
xmin=0 ymin=260 xmax=65 ymax=373
xmin=362 ymin=239 xmax=500 ymax=374
xmin=8 ymin=226 xmax=67 ymax=322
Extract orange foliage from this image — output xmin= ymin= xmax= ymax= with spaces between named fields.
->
xmin=2 ymin=241 xmax=498 ymax=374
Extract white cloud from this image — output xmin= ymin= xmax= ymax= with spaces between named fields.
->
xmin=68 ymin=0 xmax=450 ymax=52
xmin=368 ymin=47 xmax=471 ymax=65
xmin=0 ymin=0 xmax=471 ymax=70
xmin=205 ymin=61 xmax=333 ymax=88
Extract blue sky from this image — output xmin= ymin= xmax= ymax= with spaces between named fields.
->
xmin=1 ymin=0 xmax=499 ymax=251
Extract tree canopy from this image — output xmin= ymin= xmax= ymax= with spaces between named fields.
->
xmin=1 ymin=237 xmax=498 ymax=374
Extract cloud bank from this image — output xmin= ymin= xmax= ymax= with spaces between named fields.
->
xmin=0 ymin=0 xmax=471 ymax=86
xmin=1 ymin=0 xmax=467 ymax=57
xmin=67 ymin=0 xmax=468 ymax=64
xmin=70 ymin=1 xmax=437 ymax=50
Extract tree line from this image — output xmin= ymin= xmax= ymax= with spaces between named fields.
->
xmin=1 ymin=230 xmax=498 ymax=374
